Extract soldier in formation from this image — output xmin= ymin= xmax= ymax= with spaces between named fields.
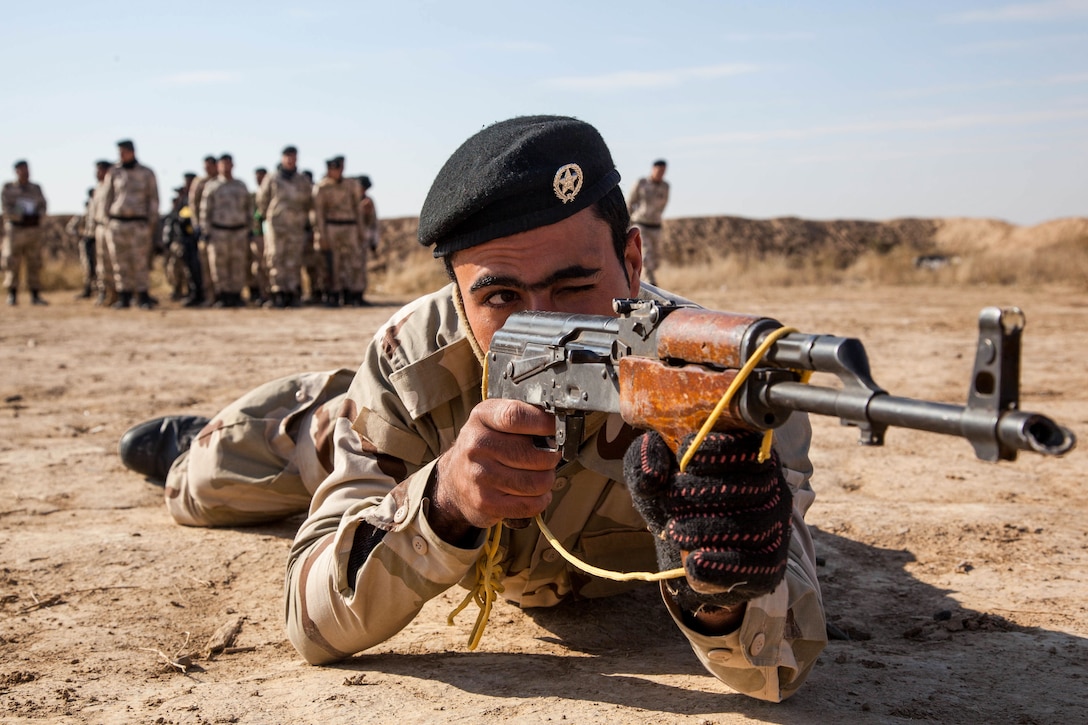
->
xmin=626 ymin=159 xmax=669 ymax=286
xmin=2 ymin=160 xmax=49 ymax=306
xmin=256 ymin=146 xmax=312 ymax=308
xmin=199 ymin=154 xmax=253 ymax=308
xmin=101 ymin=139 xmax=159 ymax=309
xmin=313 ymin=156 xmax=365 ymax=307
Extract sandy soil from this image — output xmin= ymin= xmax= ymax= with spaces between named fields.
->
xmin=1 ymin=281 xmax=1086 ymax=724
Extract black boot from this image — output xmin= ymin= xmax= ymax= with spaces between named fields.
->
xmin=6 ymin=289 xmax=15 ymax=306
xmin=271 ymin=290 xmax=287 ymax=309
xmin=324 ymin=289 xmax=342 ymax=308
xmin=112 ymin=291 xmax=133 ymax=309
xmin=77 ymin=284 xmax=92 ymax=300
xmin=212 ymin=293 xmax=228 ymax=308
xmin=30 ymin=290 xmax=48 ymax=306
xmin=118 ymin=416 xmax=211 ymax=485
xmin=247 ymin=285 xmax=263 ymax=306
xmin=137 ymin=291 xmax=157 ymax=310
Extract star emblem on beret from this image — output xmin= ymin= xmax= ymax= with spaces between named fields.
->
xmin=552 ymin=163 xmax=583 ymax=204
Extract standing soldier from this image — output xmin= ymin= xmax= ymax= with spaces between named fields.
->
xmin=89 ymin=160 xmax=117 ymax=307
xmin=312 ymin=156 xmax=363 ymax=308
xmin=358 ymin=175 xmax=379 ymax=305
xmin=247 ymin=167 xmax=268 ymax=305
xmin=255 ymin=146 xmax=312 ymax=308
xmin=2 ymin=160 xmax=49 ymax=306
xmin=199 ymin=154 xmax=253 ymax=308
xmin=68 ymin=187 xmax=97 ymax=299
xmin=102 ymin=139 xmax=160 ymax=309
xmin=190 ymin=156 xmax=218 ymax=304
xmin=626 ymin=159 xmax=669 ymax=286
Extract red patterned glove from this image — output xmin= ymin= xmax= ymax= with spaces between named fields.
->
xmin=624 ymin=430 xmax=793 ymax=611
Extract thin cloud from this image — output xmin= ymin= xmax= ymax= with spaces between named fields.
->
xmin=942 ymin=0 xmax=1088 ymax=23
xmin=883 ymin=72 xmax=1088 ymax=99
xmin=542 ymin=63 xmax=759 ymax=92
xmin=950 ymin=32 xmax=1088 ymax=54
xmin=675 ymin=108 xmax=1088 ymax=145
xmin=158 ymin=70 xmax=243 ymax=86
xmin=723 ymin=31 xmax=816 ymax=42
xmin=475 ymin=40 xmax=551 ymax=53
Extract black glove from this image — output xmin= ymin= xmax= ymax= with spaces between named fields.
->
xmin=623 ymin=430 xmax=793 ymax=612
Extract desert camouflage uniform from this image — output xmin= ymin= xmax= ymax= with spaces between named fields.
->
xmin=313 ymin=176 xmax=364 ymax=296
xmin=256 ymin=167 xmax=313 ymax=294
xmin=103 ymin=161 xmax=159 ymax=293
xmin=90 ymin=176 xmax=116 ymax=301
xmin=190 ymin=175 xmax=216 ymax=300
xmin=73 ymin=195 xmax=97 ymax=291
xmin=248 ymin=192 xmax=268 ymax=300
xmin=162 ymin=281 xmax=825 ymax=702
xmin=627 ymin=177 xmax=670 ymax=284
xmin=200 ymin=178 xmax=253 ymax=295
xmin=359 ymin=194 xmax=379 ymax=294
xmin=1 ymin=179 xmax=47 ymax=291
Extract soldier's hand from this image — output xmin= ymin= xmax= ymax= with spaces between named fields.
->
xmin=431 ymin=399 xmax=560 ymax=544
xmin=624 ymin=430 xmax=793 ymax=613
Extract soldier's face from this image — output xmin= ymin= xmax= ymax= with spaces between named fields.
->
xmin=218 ymin=159 xmax=233 ymax=177
xmin=650 ymin=164 xmax=666 ymax=182
xmin=204 ymin=159 xmax=217 ymax=176
xmin=15 ymin=165 xmax=29 ymax=184
xmin=282 ymin=153 xmax=297 ymax=171
xmin=96 ymin=166 xmax=108 ymax=181
xmin=119 ymin=148 xmax=135 ymax=164
xmin=451 ymin=206 xmax=642 ymax=352
xmin=256 ymin=171 xmax=266 ymax=186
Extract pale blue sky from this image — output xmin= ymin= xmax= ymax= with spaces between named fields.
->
xmin=5 ymin=0 xmax=1087 ymax=224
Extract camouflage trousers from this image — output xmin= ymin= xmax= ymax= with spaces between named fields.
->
xmin=206 ymin=228 xmax=250 ymax=294
xmin=95 ymin=226 xmax=116 ymax=297
xmin=106 ymin=218 xmax=154 ymax=293
xmin=164 ymin=369 xmax=355 ymax=527
xmin=324 ymin=224 xmax=367 ymax=293
xmin=634 ymin=223 xmax=661 ymax=285
xmin=249 ymin=234 xmax=268 ymax=297
xmin=1 ymin=223 xmax=43 ymax=291
xmin=265 ymin=222 xmax=308 ymax=293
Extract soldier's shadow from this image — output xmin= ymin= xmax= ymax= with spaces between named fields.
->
xmin=337 ymin=527 xmax=1088 ymax=722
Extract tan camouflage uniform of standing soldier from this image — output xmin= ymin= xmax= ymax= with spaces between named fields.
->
xmin=199 ymin=154 xmax=253 ymax=308
xmin=313 ymin=156 xmax=366 ymax=308
xmin=70 ymin=187 xmax=96 ymax=299
xmin=189 ymin=156 xmax=219 ymax=305
xmin=256 ymin=146 xmax=313 ymax=308
xmin=89 ymin=160 xmax=117 ymax=307
xmin=102 ymin=139 xmax=159 ymax=310
xmin=2 ymin=160 xmax=48 ymax=306
xmin=358 ymin=174 xmax=379 ymax=303
xmin=247 ymin=167 xmax=269 ymax=305
xmin=117 ymin=116 xmax=825 ymax=703
xmin=627 ymin=159 xmax=669 ymax=286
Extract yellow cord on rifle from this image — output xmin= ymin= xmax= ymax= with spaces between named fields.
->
xmin=452 ymin=324 xmax=810 ymax=648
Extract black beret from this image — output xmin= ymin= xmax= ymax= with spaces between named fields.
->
xmin=653 ymin=159 xmax=667 ymax=167
xmin=255 ymin=166 xmax=267 ymax=174
xmin=117 ymin=139 xmax=135 ymax=150
xmin=358 ymin=175 xmax=372 ymax=189
xmin=326 ymin=156 xmax=344 ymax=168
xmin=203 ymin=155 xmax=217 ymax=164
xmin=184 ymin=172 xmax=197 ymax=179
xmin=418 ymin=115 xmax=621 ymax=258
xmin=13 ymin=159 xmax=27 ymax=169
xmin=282 ymin=145 xmax=298 ymax=155
xmin=218 ymin=153 xmax=233 ymax=162
xmin=95 ymin=159 xmax=112 ymax=169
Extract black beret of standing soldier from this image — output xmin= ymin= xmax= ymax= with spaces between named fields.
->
xmin=117 ymin=139 xmax=135 ymax=151
xmin=96 ymin=159 xmax=111 ymax=170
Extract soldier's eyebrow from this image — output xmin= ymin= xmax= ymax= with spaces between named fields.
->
xmin=469 ymin=265 xmax=601 ymax=293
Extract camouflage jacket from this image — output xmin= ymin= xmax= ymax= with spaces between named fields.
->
xmin=200 ymin=178 xmax=253 ymax=231
xmin=313 ymin=176 xmax=363 ymax=246
xmin=284 ymin=283 xmax=826 ymax=702
xmin=1 ymin=181 xmax=47 ymax=225
xmin=103 ymin=162 xmax=159 ymax=222
xmin=627 ymin=177 xmax=670 ymax=227
xmin=256 ymin=167 xmax=312 ymax=232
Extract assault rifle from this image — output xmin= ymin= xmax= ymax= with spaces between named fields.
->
xmin=486 ymin=300 xmax=1075 ymax=462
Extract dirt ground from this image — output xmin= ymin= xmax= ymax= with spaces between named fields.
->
xmin=1 ymin=280 xmax=1085 ymax=724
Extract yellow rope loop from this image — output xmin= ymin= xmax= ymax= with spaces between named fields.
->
xmin=536 ymin=513 xmax=685 ymax=581
xmin=447 ymin=522 xmax=506 ymax=650
xmin=679 ymin=326 xmax=800 ymax=472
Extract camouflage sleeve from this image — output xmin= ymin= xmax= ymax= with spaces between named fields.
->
xmin=146 ymin=169 xmax=159 ymax=229
xmin=626 ymin=179 xmax=640 ymax=213
xmin=285 ymin=288 xmax=485 ymax=664
xmin=1 ymin=184 xmax=14 ymax=218
xmin=664 ymin=415 xmax=826 ymax=702
xmin=199 ymin=182 xmax=215 ymax=235
xmin=37 ymin=184 xmax=47 ymax=216
xmin=256 ymin=176 xmax=271 ymax=218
